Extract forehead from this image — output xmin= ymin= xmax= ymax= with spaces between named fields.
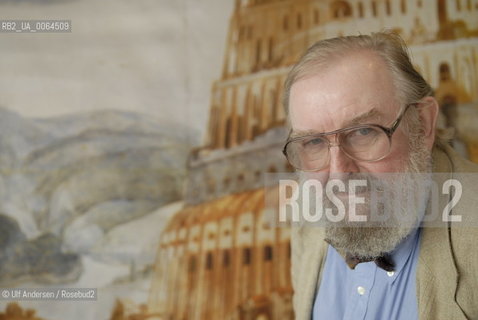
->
xmin=288 ymin=51 xmax=399 ymax=134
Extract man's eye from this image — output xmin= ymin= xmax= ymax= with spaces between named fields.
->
xmin=356 ymin=127 xmax=373 ymax=136
xmin=303 ymin=137 xmax=325 ymax=148
xmin=346 ymin=127 xmax=380 ymax=144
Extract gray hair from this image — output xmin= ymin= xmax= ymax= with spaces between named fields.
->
xmin=283 ymin=31 xmax=433 ymax=115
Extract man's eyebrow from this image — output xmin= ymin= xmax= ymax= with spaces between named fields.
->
xmin=289 ymin=108 xmax=383 ymax=139
xmin=345 ymin=108 xmax=382 ymax=126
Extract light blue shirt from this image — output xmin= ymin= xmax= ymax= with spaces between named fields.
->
xmin=312 ymin=228 xmax=421 ymax=320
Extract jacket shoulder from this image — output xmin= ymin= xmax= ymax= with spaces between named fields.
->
xmin=441 ymin=143 xmax=478 ymax=319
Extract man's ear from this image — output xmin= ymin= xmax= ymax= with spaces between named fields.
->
xmin=418 ymin=96 xmax=439 ymax=150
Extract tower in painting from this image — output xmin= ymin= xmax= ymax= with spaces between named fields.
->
xmin=148 ymin=1 xmax=478 ymax=319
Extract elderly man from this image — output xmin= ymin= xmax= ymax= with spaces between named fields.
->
xmin=282 ymin=32 xmax=478 ymax=320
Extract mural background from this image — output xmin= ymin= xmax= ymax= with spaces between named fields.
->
xmin=0 ymin=0 xmax=477 ymax=319
xmin=0 ymin=0 xmax=232 ymax=318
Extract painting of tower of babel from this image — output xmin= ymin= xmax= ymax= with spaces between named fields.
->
xmin=147 ymin=0 xmax=478 ymax=319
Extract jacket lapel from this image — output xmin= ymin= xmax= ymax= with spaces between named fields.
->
xmin=417 ymin=145 xmax=468 ymax=320
xmin=418 ymin=227 xmax=467 ymax=319
xmin=295 ymin=226 xmax=328 ymax=320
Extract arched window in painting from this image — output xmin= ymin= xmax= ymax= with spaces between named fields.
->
xmin=237 ymin=173 xmax=245 ymax=189
xmin=313 ymin=9 xmax=320 ymax=24
xmin=205 ymin=252 xmax=214 ymax=270
xmin=269 ymin=89 xmax=278 ymax=123
xmin=225 ymin=117 xmax=232 ymax=148
xmin=401 ymin=0 xmax=406 ymax=14
xmin=371 ymin=1 xmax=377 ymax=16
xmin=255 ymin=39 xmax=262 ymax=67
xmin=237 ymin=173 xmax=245 ymax=184
xmin=268 ymin=38 xmax=274 ymax=63
xmin=252 ymin=96 xmax=261 ymax=137
xmin=223 ymin=250 xmax=231 ymax=267
xmin=247 ymin=25 xmax=253 ymax=40
xmin=206 ymin=176 xmax=216 ymax=194
xmin=243 ymin=247 xmax=252 ymax=265
xmin=438 ymin=62 xmax=458 ymax=128
xmin=439 ymin=62 xmax=451 ymax=82
xmin=358 ymin=2 xmax=364 ymax=17
xmin=331 ymin=1 xmax=353 ymax=18
xmin=254 ymin=170 xmax=262 ymax=182
xmin=239 ymin=25 xmax=245 ymax=41
xmin=297 ymin=13 xmax=303 ymax=29
xmin=283 ymin=15 xmax=289 ymax=31
xmin=188 ymin=256 xmax=197 ymax=272
xmin=264 ymin=245 xmax=273 ymax=261
xmin=223 ymin=176 xmax=231 ymax=189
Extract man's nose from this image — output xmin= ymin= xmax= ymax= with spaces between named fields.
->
xmin=328 ymin=145 xmax=360 ymax=174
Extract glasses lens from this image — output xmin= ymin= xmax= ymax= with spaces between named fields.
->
xmin=285 ymin=136 xmax=329 ymax=171
xmin=341 ymin=126 xmax=391 ymax=161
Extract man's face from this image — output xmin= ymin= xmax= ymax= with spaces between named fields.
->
xmin=289 ymin=51 xmax=412 ymax=175
xmin=288 ymin=51 xmax=434 ymax=258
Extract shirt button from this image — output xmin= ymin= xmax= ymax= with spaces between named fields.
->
xmin=357 ymin=286 xmax=366 ymax=295
xmin=387 ymin=271 xmax=395 ymax=277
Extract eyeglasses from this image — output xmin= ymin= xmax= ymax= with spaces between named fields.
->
xmin=282 ymin=104 xmax=416 ymax=171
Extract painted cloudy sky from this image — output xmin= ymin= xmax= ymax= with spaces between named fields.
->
xmin=0 ymin=0 xmax=233 ymax=145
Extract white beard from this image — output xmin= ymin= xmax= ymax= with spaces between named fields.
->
xmin=300 ymin=135 xmax=432 ymax=259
